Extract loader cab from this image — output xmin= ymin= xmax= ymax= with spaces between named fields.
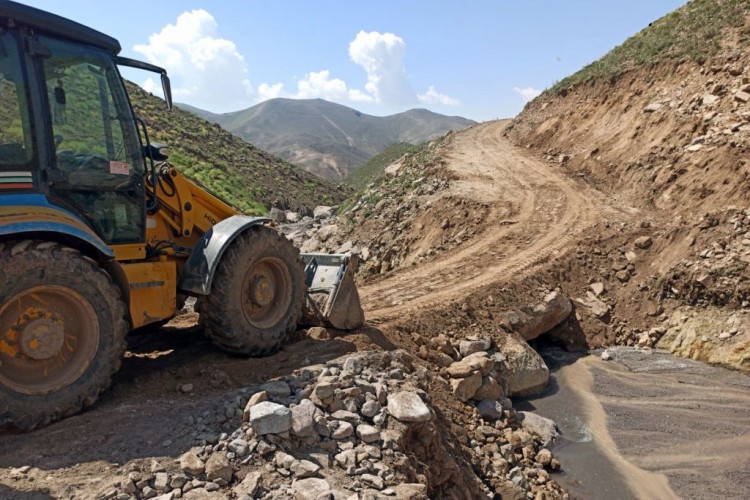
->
xmin=0 ymin=3 xmax=149 ymax=245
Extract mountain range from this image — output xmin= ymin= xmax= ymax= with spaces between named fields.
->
xmin=178 ymin=98 xmax=475 ymax=180
xmin=126 ymin=83 xmax=347 ymax=213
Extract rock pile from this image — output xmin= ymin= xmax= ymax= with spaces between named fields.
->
xmin=104 ymin=348 xmax=567 ymax=499
xmin=663 ymin=205 xmax=750 ymax=309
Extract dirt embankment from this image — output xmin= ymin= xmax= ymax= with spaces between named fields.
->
xmin=502 ymin=51 xmax=750 ymax=372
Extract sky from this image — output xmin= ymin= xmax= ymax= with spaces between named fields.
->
xmin=25 ymin=1 xmax=687 ymax=122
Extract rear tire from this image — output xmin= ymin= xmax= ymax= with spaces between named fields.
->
xmin=201 ymin=226 xmax=305 ymax=356
xmin=0 ymin=241 xmax=128 ymax=431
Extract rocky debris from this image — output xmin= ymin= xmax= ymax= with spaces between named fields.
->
xmin=291 ymin=478 xmax=331 ymax=499
xmin=102 ymin=348 xmax=566 ymax=499
xmin=313 ymin=205 xmax=334 ymax=220
xmin=204 ymin=454 xmax=232 ymax=483
xmin=278 ymin=137 xmax=495 ymax=280
xmin=590 ymin=282 xmax=606 ymax=296
xmin=269 ymin=207 xmax=286 ymax=223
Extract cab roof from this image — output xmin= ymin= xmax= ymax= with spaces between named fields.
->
xmin=0 ymin=0 xmax=121 ymax=54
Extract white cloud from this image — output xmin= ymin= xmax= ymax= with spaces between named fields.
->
xmin=418 ymin=85 xmax=459 ymax=106
xmin=134 ymin=16 xmax=459 ymax=114
xmin=348 ymin=31 xmax=415 ymax=107
xmin=258 ymin=82 xmax=285 ymax=101
xmin=513 ymin=86 xmax=542 ymax=102
xmin=291 ymin=70 xmax=373 ymax=103
xmin=134 ymin=10 xmax=253 ymax=112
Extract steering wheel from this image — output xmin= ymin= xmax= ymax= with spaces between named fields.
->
xmin=56 ymin=150 xmax=108 ymax=172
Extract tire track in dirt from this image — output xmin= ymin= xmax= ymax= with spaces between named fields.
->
xmin=360 ymin=121 xmax=626 ymax=324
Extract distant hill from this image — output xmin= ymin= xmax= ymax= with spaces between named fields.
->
xmin=127 ymin=83 xmax=347 ymax=213
xmin=179 ymin=98 xmax=475 ymax=180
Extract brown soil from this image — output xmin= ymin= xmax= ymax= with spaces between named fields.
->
xmin=1 ymin=114 xmax=747 ymax=497
xmin=360 ymin=122 xmax=631 ymax=324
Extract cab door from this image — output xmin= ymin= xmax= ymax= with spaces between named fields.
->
xmin=35 ymin=34 xmax=146 ymax=245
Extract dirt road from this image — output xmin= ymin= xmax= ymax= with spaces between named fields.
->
xmin=361 ymin=121 xmax=627 ymax=323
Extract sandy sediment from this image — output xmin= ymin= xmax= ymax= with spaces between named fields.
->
xmin=557 ymin=355 xmax=679 ymax=500
xmin=562 ymin=349 xmax=750 ymax=499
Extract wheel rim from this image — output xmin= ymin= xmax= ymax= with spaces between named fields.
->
xmin=241 ymin=256 xmax=293 ymax=329
xmin=0 ymin=285 xmax=100 ymax=395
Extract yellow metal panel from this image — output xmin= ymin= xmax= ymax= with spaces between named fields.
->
xmin=111 ymin=243 xmax=147 ymax=261
xmin=121 ymin=261 xmax=177 ymax=329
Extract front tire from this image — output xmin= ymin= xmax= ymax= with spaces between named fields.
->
xmin=0 ymin=241 xmax=128 ymax=431
xmin=201 ymin=226 xmax=306 ymax=356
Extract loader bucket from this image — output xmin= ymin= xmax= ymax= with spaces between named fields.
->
xmin=301 ymin=253 xmax=365 ymax=330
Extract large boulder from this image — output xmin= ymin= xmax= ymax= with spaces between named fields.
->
xmin=249 ymin=401 xmax=292 ymax=435
xmin=516 ymin=291 xmax=572 ymax=341
xmin=501 ymin=335 xmax=549 ymax=396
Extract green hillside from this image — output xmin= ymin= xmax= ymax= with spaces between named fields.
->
xmin=127 ymin=83 xmax=348 ymax=213
xmin=345 ymin=143 xmax=419 ymax=191
xmin=551 ymin=0 xmax=750 ymax=93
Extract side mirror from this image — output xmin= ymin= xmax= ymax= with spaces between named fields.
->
xmin=161 ymin=73 xmax=172 ymax=110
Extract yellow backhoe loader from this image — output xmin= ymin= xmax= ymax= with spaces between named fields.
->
xmin=0 ymin=1 xmax=363 ymax=431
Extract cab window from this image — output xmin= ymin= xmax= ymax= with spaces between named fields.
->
xmin=0 ymin=30 xmax=34 ymax=169
xmin=39 ymin=35 xmax=145 ymax=244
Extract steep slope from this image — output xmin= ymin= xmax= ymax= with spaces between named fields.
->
xmin=181 ymin=98 xmax=475 ymax=180
xmin=504 ymin=0 xmax=750 ymax=371
xmin=128 ymin=83 xmax=348 ymax=213
xmin=507 ymin=0 xmax=750 ymax=214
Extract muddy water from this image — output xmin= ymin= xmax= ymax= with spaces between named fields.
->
xmin=517 ymin=347 xmax=750 ymax=499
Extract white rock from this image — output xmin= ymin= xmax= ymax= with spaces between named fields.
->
xmin=356 ymin=424 xmax=381 ymax=443
xmin=249 ymin=401 xmax=292 ymax=435
xmin=290 ymin=399 xmax=319 ymax=437
xmin=387 ymin=391 xmax=432 ymax=422
xmin=517 ymin=411 xmax=560 ymax=447
xmin=313 ymin=206 xmax=333 ymax=219
xmin=292 ymin=478 xmax=331 ymax=500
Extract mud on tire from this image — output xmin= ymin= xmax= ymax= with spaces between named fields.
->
xmin=0 ymin=241 xmax=128 ymax=431
xmin=201 ymin=226 xmax=306 ymax=356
